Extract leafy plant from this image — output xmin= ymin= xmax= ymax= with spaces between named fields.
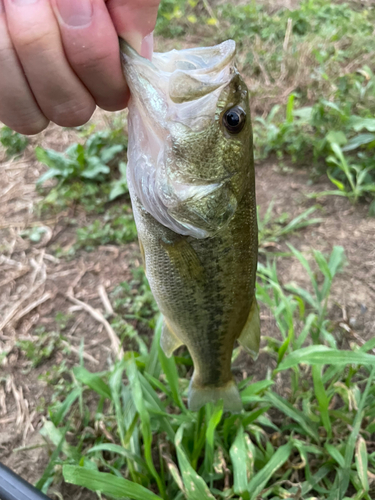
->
xmin=0 ymin=126 xmax=28 ymax=157
xmin=20 ymin=226 xmax=48 ymax=244
xmin=36 ymin=130 xmax=126 ymax=185
xmin=109 ymin=161 xmax=129 ymax=201
xmin=36 ymin=127 xmax=129 ymax=214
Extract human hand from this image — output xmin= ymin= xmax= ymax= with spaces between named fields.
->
xmin=0 ymin=0 xmax=159 ymax=134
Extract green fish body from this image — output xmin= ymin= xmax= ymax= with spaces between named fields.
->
xmin=121 ymin=40 xmax=260 ymax=411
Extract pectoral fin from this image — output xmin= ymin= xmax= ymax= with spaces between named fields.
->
xmin=160 ymin=318 xmax=183 ymax=357
xmin=160 ymin=237 xmax=204 ymax=282
xmin=237 ymin=297 xmax=261 ymax=359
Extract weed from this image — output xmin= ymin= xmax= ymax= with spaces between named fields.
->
xmin=36 ymin=126 xmax=128 ymax=215
xmin=156 ymin=0 xmax=217 ymax=38
xmin=258 ymin=202 xmax=322 ymax=251
xmin=0 ymin=126 xmax=28 ymax=157
xmin=36 ymin=129 xmax=126 ymax=185
xmin=255 ymin=92 xmax=375 ymax=205
xmin=17 ymin=327 xmax=64 ymax=369
xmin=75 ymin=206 xmax=137 ymax=251
xmin=38 ymin=181 xmax=112 ymax=215
xmin=258 ymin=246 xmax=345 ymax=357
xmin=109 ymin=161 xmax=129 ymax=201
xmin=20 ymin=226 xmax=48 ymax=244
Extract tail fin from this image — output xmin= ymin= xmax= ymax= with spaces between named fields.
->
xmin=188 ymin=379 xmax=242 ymax=412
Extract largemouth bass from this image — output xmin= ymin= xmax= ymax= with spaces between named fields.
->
xmin=121 ymin=39 xmax=260 ymax=412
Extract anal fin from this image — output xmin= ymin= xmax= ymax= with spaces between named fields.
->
xmin=188 ymin=380 xmax=242 ymax=413
xmin=237 ymin=297 xmax=261 ymax=359
xmin=160 ymin=318 xmax=183 ymax=358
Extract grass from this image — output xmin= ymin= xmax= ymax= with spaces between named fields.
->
xmin=257 ymin=203 xmax=322 ymax=253
xmin=27 ymin=247 xmax=375 ymax=500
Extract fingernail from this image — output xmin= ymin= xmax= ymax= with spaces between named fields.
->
xmin=141 ymin=32 xmax=154 ymax=61
xmin=11 ymin=0 xmax=38 ymax=5
xmin=56 ymin=0 xmax=93 ymax=27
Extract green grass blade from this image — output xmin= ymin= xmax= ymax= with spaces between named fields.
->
xmin=40 ymin=420 xmax=77 ymax=459
xmin=146 ymin=316 xmax=162 ymax=378
xmin=87 ymin=443 xmax=148 ymax=470
xmin=162 ymin=453 xmax=185 ymax=496
xmin=312 ymin=365 xmax=332 ymax=438
xmin=241 ymin=406 xmax=271 ymax=427
xmin=355 ymin=436 xmax=369 ymax=492
xmin=63 ymin=465 xmax=163 ymax=500
xmin=295 ymin=313 xmax=317 ymax=349
xmin=340 ymin=367 xmax=375 ymax=497
xmin=248 ymin=442 xmax=293 ymax=499
xmin=286 ymin=244 xmax=319 ymax=299
xmin=157 ymin=349 xmax=185 ymax=412
xmin=204 ymin=401 xmax=223 ymax=476
xmin=230 ymin=425 xmax=250 ymax=498
xmin=279 ymin=207 xmax=321 ymax=235
xmin=284 ymin=283 xmax=318 ymax=309
xmin=277 ymin=346 xmax=375 ymax=371
xmin=138 ymin=373 xmax=176 ymax=442
xmin=325 ymin=444 xmax=345 ymax=468
xmin=359 ymin=337 xmax=375 ymax=353
xmin=241 ymin=380 xmax=274 ymax=400
xmin=109 ymin=361 xmax=126 ymax=445
xmin=73 ymin=366 xmax=112 ymax=399
xmin=36 ymin=422 xmax=70 ymax=491
xmin=302 ymin=466 xmax=332 ymax=496
xmin=175 ymin=425 xmax=215 ymax=500
xmin=265 ymin=392 xmax=319 ymax=442
xmin=51 ymin=387 xmax=81 ymax=426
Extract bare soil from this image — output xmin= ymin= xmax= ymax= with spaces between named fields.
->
xmin=1 ymin=114 xmax=374 ymax=498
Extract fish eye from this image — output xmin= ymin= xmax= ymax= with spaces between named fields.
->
xmin=222 ymin=106 xmax=246 ymax=134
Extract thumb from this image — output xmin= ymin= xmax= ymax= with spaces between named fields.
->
xmin=106 ymin=0 xmax=159 ymax=59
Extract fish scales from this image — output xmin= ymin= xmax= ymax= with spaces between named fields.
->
xmin=121 ymin=39 xmax=260 ymax=411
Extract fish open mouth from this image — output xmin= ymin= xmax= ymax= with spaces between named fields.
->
xmin=120 ymin=39 xmax=237 ymax=130
xmin=121 ymin=40 xmax=242 ymax=239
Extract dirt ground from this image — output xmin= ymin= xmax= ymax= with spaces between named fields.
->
xmin=0 ymin=112 xmax=375 ymax=498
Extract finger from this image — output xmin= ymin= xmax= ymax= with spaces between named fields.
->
xmin=53 ymin=0 xmax=128 ymax=112
xmin=0 ymin=2 xmax=48 ymax=134
xmin=4 ymin=0 xmax=96 ymax=128
xmin=106 ymin=0 xmax=159 ymax=58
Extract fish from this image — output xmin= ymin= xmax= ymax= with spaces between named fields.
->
xmin=120 ymin=39 xmax=260 ymax=412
